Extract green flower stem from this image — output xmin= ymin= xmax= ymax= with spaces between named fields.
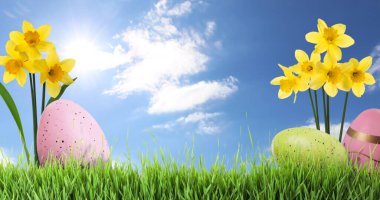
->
xmin=308 ymin=89 xmax=318 ymax=129
xmin=322 ymin=90 xmax=327 ymax=133
xmin=29 ymin=74 xmax=39 ymax=165
xmin=339 ymin=92 xmax=349 ymax=142
xmin=41 ymin=83 xmax=46 ymax=114
xmin=314 ymin=90 xmax=320 ymax=130
xmin=326 ymin=95 xmax=330 ymax=134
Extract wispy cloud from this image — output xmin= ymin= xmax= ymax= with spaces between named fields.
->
xmin=3 ymin=10 xmax=17 ymax=19
xmin=153 ymin=111 xmax=223 ymax=134
xmin=168 ymin=0 xmax=192 ymax=16
xmin=205 ymin=21 xmax=216 ymax=37
xmin=3 ymin=2 xmax=30 ymax=19
xmin=368 ymin=44 xmax=380 ymax=91
xmin=104 ymin=0 xmax=237 ymax=114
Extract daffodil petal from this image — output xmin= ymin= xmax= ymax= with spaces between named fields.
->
xmin=0 ymin=56 xmax=10 ymax=66
xmin=270 ymin=76 xmax=284 ymax=85
xmin=16 ymin=69 xmax=27 ymax=87
xmin=278 ymin=64 xmax=293 ymax=77
xmin=47 ymin=81 xmax=61 ymax=98
xmin=314 ymin=42 xmax=328 ymax=53
xmin=60 ymin=59 xmax=75 ymax=72
xmin=22 ymin=20 xmax=35 ymax=33
xmin=364 ymin=73 xmax=376 ymax=85
xmin=316 ymin=62 xmax=329 ymax=73
xmin=289 ymin=64 xmax=301 ymax=75
xmin=26 ymin=47 xmax=42 ymax=60
xmin=295 ymin=50 xmax=309 ymax=63
xmin=338 ymin=76 xmax=352 ymax=92
xmin=61 ymin=73 xmax=74 ymax=85
xmin=317 ymin=19 xmax=328 ymax=33
xmin=278 ymin=90 xmax=292 ymax=99
xmin=352 ymin=83 xmax=365 ymax=97
xmin=323 ymin=53 xmax=336 ymax=66
xmin=34 ymin=60 xmax=48 ymax=74
xmin=9 ymin=31 xmax=26 ymax=45
xmin=339 ymin=62 xmax=352 ymax=74
xmin=310 ymin=75 xmax=326 ymax=90
xmin=46 ymin=50 xmax=59 ymax=66
xmin=37 ymin=41 xmax=54 ymax=52
xmin=327 ymin=45 xmax=342 ymax=61
xmin=349 ymin=58 xmax=359 ymax=69
xmin=332 ymin=24 xmax=346 ymax=34
xmin=3 ymin=71 xmax=16 ymax=84
xmin=324 ymin=82 xmax=338 ymax=97
xmin=5 ymin=41 xmax=18 ymax=58
xmin=335 ymin=35 xmax=354 ymax=48
xmin=40 ymin=72 xmax=48 ymax=85
xmin=358 ymin=56 xmax=372 ymax=71
xmin=37 ymin=25 xmax=51 ymax=40
xmin=305 ymin=32 xmax=321 ymax=44
xmin=23 ymin=60 xmax=39 ymax=73
xmin=310 ymin=52 xmax=321 ymax=62
xmin=297 ymin=79 xmax=309 ymax=91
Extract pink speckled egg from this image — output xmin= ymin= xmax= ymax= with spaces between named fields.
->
xmin=37 ymin=99 xmax=110 ymax=166
xmin=343 ymin=109 xmax=380 ymax=169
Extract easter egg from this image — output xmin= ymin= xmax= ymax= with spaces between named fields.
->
xmin=271 ymin=127 xmax=348 ymax=166
xmin=37 ymin=99 xmax=110 ymax=166
xmin=343 ymin=109 xmax=380 ymax=169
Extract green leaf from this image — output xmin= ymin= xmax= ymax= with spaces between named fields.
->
xmin=0 ymin=82 xmax=30 ymax=164
xmin=46 ymin=77 xmax=77 ymax=106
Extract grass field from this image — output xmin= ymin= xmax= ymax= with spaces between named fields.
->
xmin=1 ymin=149 xmax=380 ymax=200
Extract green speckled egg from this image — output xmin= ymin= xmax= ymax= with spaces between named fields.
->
xmin=271 ymin=127 xmax=348 ymax=166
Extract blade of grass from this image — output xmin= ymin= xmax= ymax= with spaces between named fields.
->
xmin=0 ymin=82 xmax=30 ymax=164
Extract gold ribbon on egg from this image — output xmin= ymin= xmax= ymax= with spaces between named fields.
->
xmin=347 ymin=127 xmax=380 ymax=144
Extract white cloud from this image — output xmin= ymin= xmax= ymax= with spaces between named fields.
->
xmin=104 ymin=0 xmax=238 ymax=114
xmin=63 ymin=40 xmax=131 ymax=74
xmin=368 ymin=44 xmax=380 ymax=91
xmin=168 ymin=1 xmax=192 ymax=16
xmin=148 ymin=77 xmax=237 ymax=114
xmin=176 ymin=111 xmax=221 ymax=123
xmin=205 ymin=21 xmax=216 ymax=37
xmin=304 ymin=118 xmax=350 ymax=141
xmin=153 ymin=111 xmax=222 ymax=134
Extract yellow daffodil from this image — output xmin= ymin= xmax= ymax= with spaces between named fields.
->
xmin=0 ymin=41 xmax=39 ymax=87
xmin=345 ymin=57 xmax=376 ymax=97
xmin=290 ymin=49 xmax=320 ymax=81
xmin=35 ymin=50 xmax=75 ymax=98
xmin=305 ymin=18 xmax=354 ymax=61
xmin=9 ymin=20 xmax=54 ymax=59
xmin=271 ymin=64 xmax=308 ymax=103
xmin=311 ymin=54 xmax=351 ymax=97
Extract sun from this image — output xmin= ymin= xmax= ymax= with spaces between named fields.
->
xmin=63 ymin=38 xmax=100 ymax=75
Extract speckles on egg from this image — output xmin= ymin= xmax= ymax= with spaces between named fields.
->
xmin=36 ymin=99 xmax=110 ymax=166
xmin=271 ymin=127 xmax=348 ymax=166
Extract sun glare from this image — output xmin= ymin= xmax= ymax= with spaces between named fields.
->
xmin=63 ymin=38 xmax=100 ymax=75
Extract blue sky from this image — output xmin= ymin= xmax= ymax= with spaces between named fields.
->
xmin=1 ymin=0 xmax=380 ymax=167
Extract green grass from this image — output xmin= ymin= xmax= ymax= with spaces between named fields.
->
xmin=1 ymin=149 xmax=380 ymax=199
